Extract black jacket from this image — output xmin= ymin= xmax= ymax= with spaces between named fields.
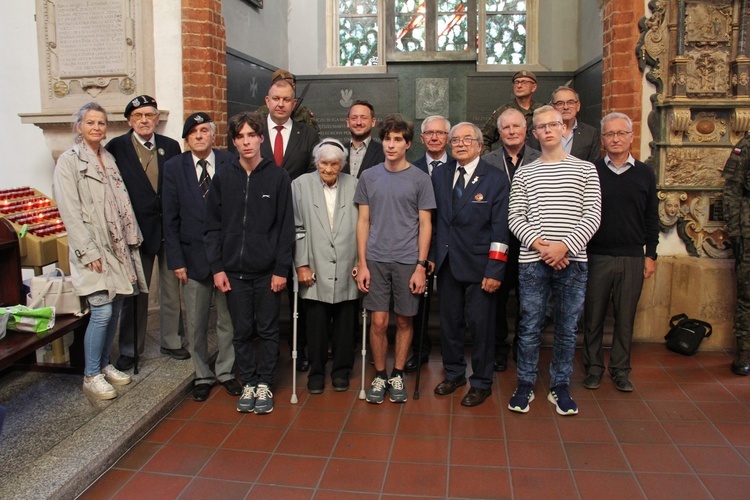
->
xmin=204 ymin=156 xmax=295 ymax=280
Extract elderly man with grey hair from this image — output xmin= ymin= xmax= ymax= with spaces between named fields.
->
xmin=292 ymin=138 xmax=361 ymax=394
xmin=549 ymin=86 xmax=600 ymax=163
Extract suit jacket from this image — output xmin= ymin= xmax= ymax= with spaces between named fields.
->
xmin=162 ymin=149 xmax=234 ymax=281
xmin=343 ymin=138 xmax=385 ymax=177
xmin=261 ymin=120 xmax=319 ymax=181
xmin=569 ymin=121 xmax=601 ymax=163
xmin=430 ymin=158 xmax=509 ymax=283
xmin=291 ymin=172 xmax=360 ymax=303
xmin=106 ymin=130 xmax=182 ymax=255
xmin=482 ymin=145 xmax=541 ymax=181
xmin=413 ymin=154 xmax=455 ymax=176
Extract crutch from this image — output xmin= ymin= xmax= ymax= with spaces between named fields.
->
xmin=290 ymin=270 xmax=300 ymax=404
xmin=413 ymin=275 xmax=433 ymax=399
xmin=359 ymin=306 xmax=367 ymax=400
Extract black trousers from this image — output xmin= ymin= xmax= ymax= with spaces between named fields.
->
xmin=305 ymin=299 xmax=357 ymax=382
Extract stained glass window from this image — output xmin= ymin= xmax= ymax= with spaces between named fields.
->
xmin=339 ymin=0 xmax=379 ymax=66
xmin=484 ymin=0 xmax=526 ymax=64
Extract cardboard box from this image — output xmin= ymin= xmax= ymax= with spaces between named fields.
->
xmin=57 ymin=236 xmax=70 ymax=275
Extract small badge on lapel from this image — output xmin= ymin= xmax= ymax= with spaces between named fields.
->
xmin=474 ymin=193 xmax=484 ymax=202
xmin=158 ymin=148 xmax=165 ymax=156
xmin=471 ymin=176 xmax=479 ymax=185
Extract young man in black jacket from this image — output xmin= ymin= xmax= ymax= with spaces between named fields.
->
xmin=204 ymin=112 xmax=295 ymax=415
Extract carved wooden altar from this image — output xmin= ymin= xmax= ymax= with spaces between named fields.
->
xmin=637 ymin=0 xmax=750 ymax=258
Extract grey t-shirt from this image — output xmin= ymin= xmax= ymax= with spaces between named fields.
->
xmin=354 ymin=163 xmax=436 ymax=264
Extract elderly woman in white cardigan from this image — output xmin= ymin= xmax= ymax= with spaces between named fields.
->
xmin=292 ymin=138 xmax=361 ymax=394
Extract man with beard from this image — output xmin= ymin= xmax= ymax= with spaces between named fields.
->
xmin=344 ymin=100 xmax=385 ymax=178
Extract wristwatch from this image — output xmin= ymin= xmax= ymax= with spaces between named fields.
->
xmin=417 ymin=260 xmax=428 ymax=268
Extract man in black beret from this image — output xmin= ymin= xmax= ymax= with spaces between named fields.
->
xmin=481 ymin=70 xmax=542 ymax=154
xmin=162 ymin=113 xmax=241 ymax=401
xmin=106 ymin=95 xmax=188 ymax=370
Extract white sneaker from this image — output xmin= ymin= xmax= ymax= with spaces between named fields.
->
xmin=83 ymin=374 xmax=117 ymax=400
xmin=102 ymin=364 xmax=132 ymax=386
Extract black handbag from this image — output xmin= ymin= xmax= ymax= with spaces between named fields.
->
xmin=664 ymin=313 xmax=713 ymax=356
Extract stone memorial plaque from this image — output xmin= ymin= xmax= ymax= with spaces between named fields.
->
xmin=56 ymin=0 xmax=127 ymax=78
xmin=416 ymin=78 xmax=449 ymax=119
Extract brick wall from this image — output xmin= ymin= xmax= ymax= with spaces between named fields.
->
xmin=182 ymin=0 xmax=227 ymax=147
xmin=601 ymin=0 xmax=645 ymax=153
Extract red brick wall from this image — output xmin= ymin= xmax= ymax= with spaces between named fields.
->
xmin=182 ymin=0 xmax=227 ymax=147
xmin=601 ymin=0 xmax=645 ymax=155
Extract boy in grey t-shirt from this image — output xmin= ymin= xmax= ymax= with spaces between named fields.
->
xmin=354 ymin=114 xmax=435 ymax=404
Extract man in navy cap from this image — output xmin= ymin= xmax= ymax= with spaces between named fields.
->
xmin=162 ymin=112 xmax=242 ymax=401
xmin=106 ymin=95 xmax=187 ymax=370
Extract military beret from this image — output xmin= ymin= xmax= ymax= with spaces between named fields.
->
xmin=272 ymin=69 xmax=296 ymax=83
xmin=512 ymin=70 xmax=537 ymax=83
xmin=125 ymin=95 xmax=158 ymax=118
xmin=182 ymin=112 xmax=213 ymax=138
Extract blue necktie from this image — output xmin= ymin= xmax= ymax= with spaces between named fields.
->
xmin=453 ymin=166 xmax=466 ymax=207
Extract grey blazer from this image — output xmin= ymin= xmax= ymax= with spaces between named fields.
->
xmin=291 ymin=172 xmax=361 ymax=303
xmin=482 ymin=145 xmax=541 ymax=182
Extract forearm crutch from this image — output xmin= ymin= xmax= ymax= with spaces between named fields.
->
xmin=290 ymin=271 xmax=300 ymax=404
xmin=413 ymin=275 xmax=432 ymax=399
xmin=359 ymin=306 xmax=368 ymax=400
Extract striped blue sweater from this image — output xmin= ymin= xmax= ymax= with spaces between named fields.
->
xmin=508 ymin=155 xmax=602 ymax=264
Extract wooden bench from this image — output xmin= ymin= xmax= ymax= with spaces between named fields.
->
xmin=0 ymin=314 xmax=89 ymax=373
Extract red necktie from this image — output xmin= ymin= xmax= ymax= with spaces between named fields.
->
xmin=273 ymin=125 xmax=284 ymax=166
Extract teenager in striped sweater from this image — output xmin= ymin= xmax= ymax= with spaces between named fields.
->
xmin=507 ymin=105 xmax=602 ymax=416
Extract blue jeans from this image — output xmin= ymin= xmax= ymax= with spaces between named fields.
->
xmin=516 ymin=261 xmax=588 ymax=388
xmin=84 ymin=297 xmax=124 ymax=377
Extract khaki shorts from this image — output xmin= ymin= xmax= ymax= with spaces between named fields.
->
xmin=363 ymin=261 xmax=420 ymax=317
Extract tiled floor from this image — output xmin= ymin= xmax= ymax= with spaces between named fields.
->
xmin=80 ymin=343 xmax=750 ymax=499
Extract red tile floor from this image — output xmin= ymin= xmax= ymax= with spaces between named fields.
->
xmin=80 ymin=343 xmax=750 ymax=499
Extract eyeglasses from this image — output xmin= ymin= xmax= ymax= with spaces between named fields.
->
xmin=533 ymin=121 xmax=562 ymax=131
xmin=450 ymin=137 xmax=480 ymax=146
xmin=601 ymin=131 xmax=632 ymax=139
xmin=422 ymin=130 xmax=448 ymax=137
xmin=131 ymin=112 xmax=157 ymax=120
xmin=551 ymin=100 xmax=579 ymax=108
xmin=514 ymin=79 xmax=535 ymax=86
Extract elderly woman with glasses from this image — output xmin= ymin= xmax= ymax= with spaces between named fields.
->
xmin=54 ymin=102 xmax=147 ymax=400
xmin=291 ymin=138 xmax=361 ymax=394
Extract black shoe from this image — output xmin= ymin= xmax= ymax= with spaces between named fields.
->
xmin=434 ymin=377 xmax=467 ymax=396
xmin=192 ymin=383 xmax=212 ymax=402
xmin=332 ymin=377 xmax=349 ymax=392
xmin=731 ymin=350 xmax=750 ymax=376
xmin=296 ymin=353 xmax=310 ymax=372
xmin=405 ymin=354 xmax=429 ymax=372
xmin=583 ymin=373 xmax=601 ymax=390
xmin=115 ymin=355 xmax=134 ymax=371
xmin=308 ymin=378 xmax=324 ymax=394
xmin=613 ymin=373 xmax=634 ymax=392
xmin=461 ymin=387 xmax=492 ymax=407
xmin=222 ymin=379 xmax=243 ymax=396
xmin=160 ymin=347 xmax=191 ymax=360
xmin=493 ymin=355 xmax=508 ymax=372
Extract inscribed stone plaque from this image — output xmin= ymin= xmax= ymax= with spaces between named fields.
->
xmin=416 ymin=78 xmax=449 ymax=119
xmin=56 ymin=0 xmax=127 ymax=78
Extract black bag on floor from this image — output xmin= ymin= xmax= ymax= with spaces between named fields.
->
xmin=664 ymin=313 xmax=712 ymax=355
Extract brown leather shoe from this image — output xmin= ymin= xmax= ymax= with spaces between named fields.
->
xmin=434 ymin=378 xmax=467 ymax=396
xmin=461 ymin=387 xmax=492 ymax=407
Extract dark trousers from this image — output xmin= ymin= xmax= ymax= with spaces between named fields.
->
xmin=410 ymin=274 xmax=434 ymax=357
xmin=496 ymin=236 xmax=520 ymax=358
xmin=225 ymin=273 xmax=280 ymax=387
xmin=583 ymin=255 xmax=644 ymax=377
xmin=438 ymin=259 xmax=497 ymax=390
xmin=305 ymin=299 xmax=357 ymax=382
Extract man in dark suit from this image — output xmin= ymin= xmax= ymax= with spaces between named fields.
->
xmin=260 ymin=78 xmax=319 ymax=372
xmin=162 ymin=112 xmax=242 ymax=402
xmin=431 ymin=122 xmax=509 ymax=407
xmin=405 ymin=115 xmax=453 ymax=372
xmin=343 ymin=100 xmax=385 ymax=178
xmin=550 ymin=86 xmax=601 ymax=163
xmin=106 ymin=95 xmax=188 ymax=370
xmin=483 ymin=108 xmax=541 ymax=372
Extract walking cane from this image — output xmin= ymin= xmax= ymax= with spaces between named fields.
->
xmin=359 ymin=306 xmax=367 ymax=400
xmin=133 ymin=299 xmax=139 ymax=375
xmin=413 ymin=275 xmax=432 ymax=400
xmin=290 ymin=270 xmax=300 ymax=404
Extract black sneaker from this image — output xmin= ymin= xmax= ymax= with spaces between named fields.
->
xmin=254 ymin=383 xmax=274 ymax=414
xmin=366 ymin=376 xmax=387 ymax=404
xmin=612 ymin=373 xmax=634 ymax=392
xmin=237 ymin=384 xmax=256 ymax=413
xmin=508 ymin=384 xmax=535 ymax=413
xmin=548 ymin=385 xmax=578 ymax=415
xmin=583 ymin=373 xmax=601 ymax=390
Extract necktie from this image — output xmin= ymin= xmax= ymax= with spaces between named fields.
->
xmin=144 ymin=141 xmax=153 ymax=150
xmin=273 ymin=125 xmax=284 ymax=166
xmin=453 ymin=166 xmax=466 ymax=207
xmin=198 ymin=159 xmax=211 ymax=199
xmin=429 ymin=160 xmax=441 ymax=175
